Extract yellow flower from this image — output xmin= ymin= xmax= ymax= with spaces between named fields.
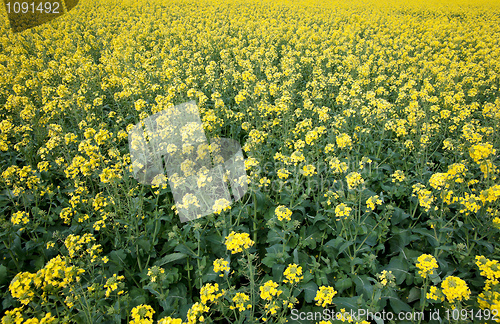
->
xmin=158 ymin=317 xmax=183 ymax=324
xmin=104 ymin=274 xmax=125 ymax=298
xmin=200 ymin=283 xmax=224 ymax=304
xmin=441 ymin=276 xmax=470 ymax=303
xmin=336 ymin=133 xmax=352 ymax=149
xmin=283 ymin=263 xmax=303 ymax=284
xmin=230 ymin=292 xmax=251 ymax=312
xmin=1 ymin=308 xmax=24 ymax=324
xmin=275 ymin=205 xmax=292 ymax=221
xmin=469 ymin=143 xmax=496 ymax=163
xmin=213 ymin=258 xmax=230 ymax=277
xmin=329 ymin=157 xmax=348 ymax=174
xmin=335 ymin=203 xmax=352 ymax=220
xmin=290 ymin=150 xmax=305 ymax=164
xmin=260 ymin=280 xmax=282 ymax=301
xmin=346 ymin=172 xmax=364 ymax=190
xmin=225 ymin=231 xmax=254 ymax=254
xmin=427 ymin=286 xmax=444 ymax=302
xmin=376 ymin=270 xmax=396 ymax=288
xmin=391 ymin=170 xmax=405 ymax=182
xmin=366 ymin=195 xmax=382 ymax=211
xmin=187 ymin=302 xmax=209 ymax=324
xmin=429 ymin=172 xmax=451 ymax=190
xmin=412 ymin=184 xmax=435 ymax=212
xmin=416 ymin=254 xmax=438 ymax=279
xmin=301 ymin=164 xmax=316 ymax=177
xmin=458 ymin=193 xmax=482 ymax=215
xmin=277 ymin=168 xmax=290 ymax=179
xmin=314 ymin=286 xmax=337 ymax=307
xmin=9 ymin=272 xmax=36 ymax=305
xmin=129 ymin=304 xmax=154 ymax=324
xmin=324 ymin=143 xmax=335 ymax=154
xmin=213 ymin=198 xmax=232 ymax=215
xmin=11 ymin=211 xmax=29 ymax=226
xmin=147 ymin=266 xmax=166 ymax=283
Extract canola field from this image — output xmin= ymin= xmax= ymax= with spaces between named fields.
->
xmin=1 ymin=0 xmax=500 ymax=323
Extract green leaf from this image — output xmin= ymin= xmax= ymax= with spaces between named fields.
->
xmin=174 ymin=244 xmax=198 ymax=258
xmin=0 ymin=264 xmax=7 ymax=285
xmin=407 ymin=287 xmax=420 ymax=303
xmin=34 ymin=256 xmax=45 ymax=270
xmin=353 ymin=275 xmax=373 ymax=296
xmin=412 ymin=228 xmax=438 ymax=247
xmin=337 ymin=241 xmax=354 ymax=257
xmin=388 ymin=296 xmax=412 ymax=313
xmin=391 ymin=207 xmax=410 ymax=225
xmin=137 ymin=238 xmax=152 ymax=252
xmin=335 ymin=277 xmax=352 ymax=293
xmin=324 ymin=237 xmax=344 ymax=250
xmin=301 ymin=281 xmax=318 ymax=303
xmin=331 ymin=296 xmax=360 ymax=311
xmin=388 ymin=228 xmax=417 ymax=254
xmin=155 ymin=253 xmax=187 ymax=267
xmin=109 ymin=249 xmax=127 ymax=264
xmin=385 ymin=255 xmax=409 ymax=285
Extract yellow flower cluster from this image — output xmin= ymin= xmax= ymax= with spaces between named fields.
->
xmin=426 ymin=286 xmax=445 ymax=302
xmin=277 ymin=168 xmax=291 ymax=179
xmin=314 ymin=286 xmax=337 ymax=307
xmin=441 ymin=276 xmax=470 ymax=303
xmin=458 ymin=192 xmax=482 ymax=215
xmin=212 ymin=198 xmax=232 ymax=215
xmin=11 ymin=211 xmax=30 ymax=226
xmin=416 ymin=254 xmax=439 ymax=279
xmin=186 ymin=302 xmax=209 ymax=324
xmin=412 ymin=184 xmax=436 ymax=212
xmin=275 ymin=205 xmax=292 ymax=221
xmin=147 ymin=266 xmax=166 ymax=283
xmin=230 ymin=292 xmax=251 ymax=312
xmin=129 ymin=304 xmax=155 ymax=324
xmin=391 ymin=170 xmax=406 ymax=182
xmin=213 ymin=258 xmax=230 ymax=277
xmin=1 ymin=165 xmax=41 ymax=196
xmin=302 ymin=164 xmax=316 ymax=177
xmin=283 ymin=263 xmax=303 ymax=284
xmin=9 ymin=255 xmax=85 ymax=306
xmin=158 ymin=317 xmax=183 ymax=324
xmin=346 ymin=172 xmax=364 ymax=190
xmin=376 ymin=270 xmax=396 ymax=288
xmin=336 ymin=133 xmax=352 ymax=149
xmin=476 ymin=256 xmax=500 ymax=317
xmin=1 ymin=309 xmax=56 ymax=324
xmin=329 ymin=157 xmax=349 ymax=174
xmin=366 ymin=195 xmax=383 ymax=211
xmin=104 ymin=274 xmax=125 ymax=298
xmin=260 ymin=280 xmax=283 ymax=301
xmin=225 ymin=231 xmax=254 ymax=254
xmin=335 ymin=203 xmax=352 ymax=221
xmin=469 ymin=143 xmax=496 ymax=163
xmin=200 ymin=283 xmax=224 ymax=304
xmin=64 ymin=233 xmax=101 ymax=261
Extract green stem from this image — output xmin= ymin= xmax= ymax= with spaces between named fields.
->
xmin=246 ymin=250 xmax=256 ymax=321
xmin=187 ymin=256 xmax=193 ymax=294
xmin=252 ymin=192 xmax=258 ymax=244
xmin=418 ymin=277 xmax=429 ymax=324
